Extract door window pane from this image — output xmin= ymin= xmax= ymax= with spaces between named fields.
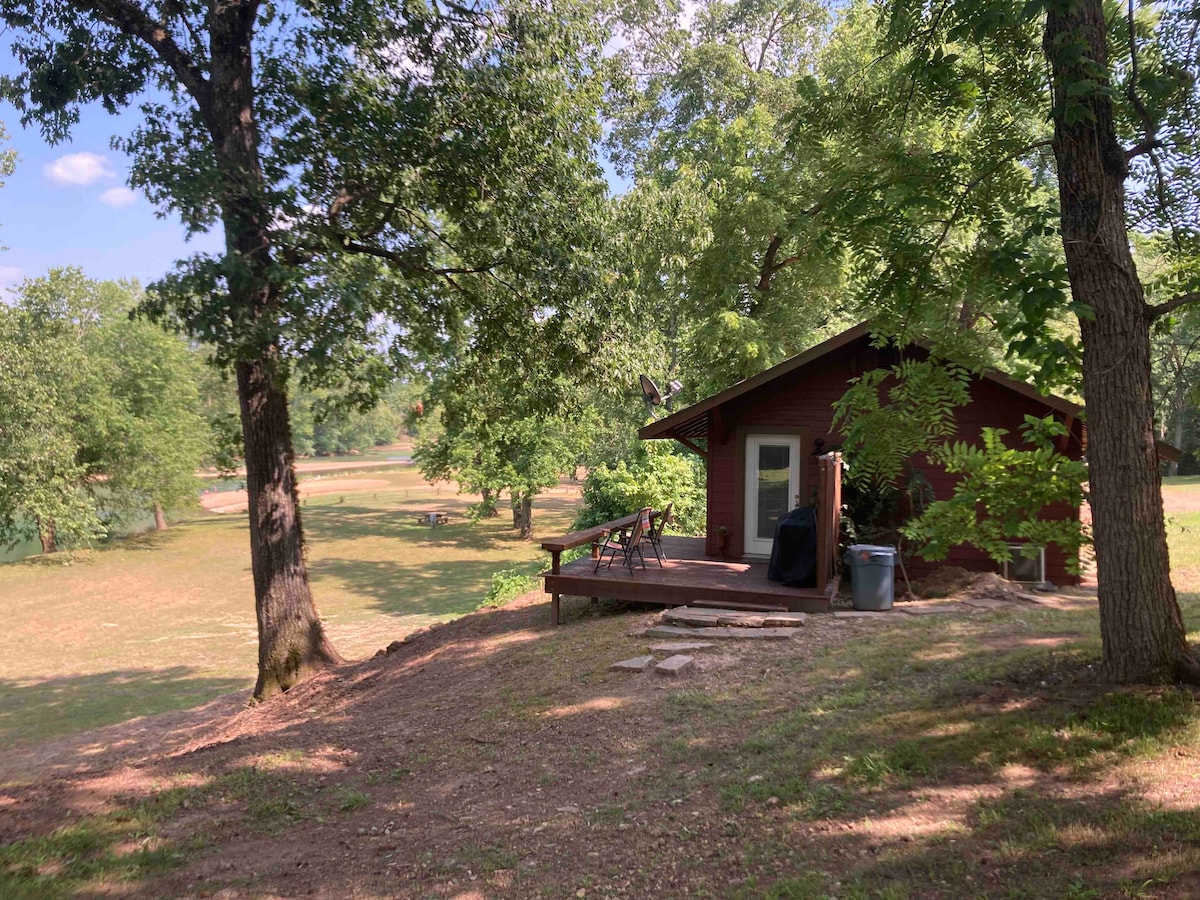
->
xmin=756 ymin=444 xmax=791 ymax=539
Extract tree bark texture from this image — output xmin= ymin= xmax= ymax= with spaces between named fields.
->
xmin=153 ymin=502 xmax=168 ymax=531
xmin=519 ymin=494 xmax=533 ymax=541
xmin=237 ymin=359 xmax=343 ymax=699
xmin=37 ymin=517 xmax=57 ymax=555
xmin=209 ymin=2 xmax=342 ymax=699
xmin=480 ymin=487 xmax=500 ymax=517
xmin=1044 ymin=0 xmax=1198 ymax=683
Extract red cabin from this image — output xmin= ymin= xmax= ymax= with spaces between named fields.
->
xmin=639 ymin=322 xmax=1180 ymax=588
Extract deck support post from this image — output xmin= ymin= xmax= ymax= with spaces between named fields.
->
xmin=551 ymin=549 xmax=562 ymax=625
xmin=590 ymin=541 xmax=600 ymax=604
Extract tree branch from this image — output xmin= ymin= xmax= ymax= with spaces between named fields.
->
xmin=930 ymin=139 xmax=1055 ymax=253
xmin=68 ymin=0 xmax=213 ymax=119
xmin=1124 ymin=135 xmax=1163 ymax=161
xmin=1123 ymin=0 xmax=1160 ymax=166
xmin=339 ymin=237 xmax=500 ymax=279
xmin=757 ymin=233 xmax=783 ymax=292
xmin=1146 ymin=292 xmax=1200 ymax=320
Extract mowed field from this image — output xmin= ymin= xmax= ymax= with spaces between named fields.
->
xmin=0 ymin=466 xmax=581 ymax=748
xmin=1165 ymin=475 xmax=1200 ymax=575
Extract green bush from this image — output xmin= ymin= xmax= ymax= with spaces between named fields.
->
xmin=900 ymin=415 xmax=1090 ymax=571
xmin=573 ymin=442 xmax=706 ymax=535
xmin=480 ymin=564 xmax=541 ymax=609
xmin=480 ymin=547 xmax=589 ymax=609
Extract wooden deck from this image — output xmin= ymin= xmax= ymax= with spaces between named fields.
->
xmin=542 ymin=536 xmax=833 ymax=620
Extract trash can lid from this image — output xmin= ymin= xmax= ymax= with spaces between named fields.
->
xmin=846 ymin=544 xmax=896 ymax=556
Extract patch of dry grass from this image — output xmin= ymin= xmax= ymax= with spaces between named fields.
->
xmin=0 ymin=468 xmax=581 ymax=746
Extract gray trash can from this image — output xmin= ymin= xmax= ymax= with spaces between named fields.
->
xmin=842 ymin=544 xmax=896 ymax=611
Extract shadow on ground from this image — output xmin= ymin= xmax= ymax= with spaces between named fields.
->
xmin=0 ymin=667 xmax=248 ymax=751
xmin=4 ymin=593 xmax=1200 ymax=898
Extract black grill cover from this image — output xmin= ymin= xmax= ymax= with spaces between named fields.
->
xmin=767 ymin=506 xmax=818 ymax=587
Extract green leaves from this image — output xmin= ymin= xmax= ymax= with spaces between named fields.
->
xmin=575 ymin=442 xmax=706 ymax=536
xmin=900 ymin=415 xmax=1090 ymax=570
xmin=832 ymin=355 xmax=973 ymax=489
xmin=0 ymin=269 xmax=214 ymax=552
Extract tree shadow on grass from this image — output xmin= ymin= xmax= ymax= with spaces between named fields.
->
xmin=303 ymin=505 xmax=532 ymax=553
xmin=0 ymin=667 xmax=248 ymax=753
xmin=309 ymin=556 xmax=521 ymax=619
xmin=16 ymin=598 xmax=1198 ymax=897
xmin=704 ymin=615 xmax=1200 ymax=896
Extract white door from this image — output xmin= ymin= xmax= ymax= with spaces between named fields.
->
xmin=744 ymin=435 xmax=801 ymax=557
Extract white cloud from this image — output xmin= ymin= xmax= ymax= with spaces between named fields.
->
xmin=0 ymin=265 xmax=22 ymax=301
xmin=44 ymin=152 xmax=115 ymax=186
xmin=98 ymin=186 xmax=138 ymax=208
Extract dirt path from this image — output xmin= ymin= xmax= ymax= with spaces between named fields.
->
xmin=200 ymin=478 xmax=394 ymax=514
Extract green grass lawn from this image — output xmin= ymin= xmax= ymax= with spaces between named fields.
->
xmin=0 ymin=468 xmax=580 ymax=747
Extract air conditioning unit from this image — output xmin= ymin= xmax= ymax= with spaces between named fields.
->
xmin=1002 ymin=543 xmax=1045 ymax=585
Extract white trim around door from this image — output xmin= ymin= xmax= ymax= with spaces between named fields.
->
xmin=743 ymin=434 xmax=801 ymax=557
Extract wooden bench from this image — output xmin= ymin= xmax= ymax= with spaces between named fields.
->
xmin=540 ymin=512 xmax=641 ymax=625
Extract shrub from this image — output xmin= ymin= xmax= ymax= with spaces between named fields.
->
xmin=900 ymin=415 xmax=1090 ymax=571
xmin=481 ymin=564 xmax=540 ymax=609
xmin=573 ymin=442 xmax=706 ymax=535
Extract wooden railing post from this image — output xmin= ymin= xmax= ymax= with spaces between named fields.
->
xmin=551 ymin=549 xmax=562 ymax=626
xmin=540 ymin=511 xmax=640 ymax=625
xmin=816 ymin=456 xmax=829 ymax=592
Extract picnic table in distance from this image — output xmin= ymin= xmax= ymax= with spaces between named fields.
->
xmin=416 ymin=511 xmax=450 ymax=527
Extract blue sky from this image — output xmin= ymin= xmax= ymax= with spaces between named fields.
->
xmin=0 ymin=88 xmax=224 ymax=296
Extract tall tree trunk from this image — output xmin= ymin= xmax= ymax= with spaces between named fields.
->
xmin=237 ymin=358 xmax=343 ymax=698
xmin=1170 ymin=381 xmax=1186 ymax=478
xmin=37 ymin=517 xmax=56 ymax=555
xmin=519 ymin=493 xmax=533 ymax=541
xmin=480 ymin=487 xmax=500 ymax=517
xmin=153 ymin=502 xmax=168 ymax=531
xmin=511 ymin=493 xmax=521 ymax=530
xmin=1044 ymin=0 xmax=1199 ymax=683
xmin=210 ymin=2 xmax=342 ymax=699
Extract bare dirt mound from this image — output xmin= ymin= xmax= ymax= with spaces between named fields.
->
xmin=913 ymin=567 xmax=1048 ymax=605
xmin=912 ymin=565 xmax=977 ymax=598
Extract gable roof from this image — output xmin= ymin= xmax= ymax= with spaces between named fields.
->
xmin=639 ymin=322 xmax=1181 ymax=463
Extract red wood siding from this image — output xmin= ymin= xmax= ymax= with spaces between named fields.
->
xmin=703 ymin=335 xmax=1084 ymax=586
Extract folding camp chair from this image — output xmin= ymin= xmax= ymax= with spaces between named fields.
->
xmin=594 ymin=507 xmax=652 ymax=573
xmin=646 ymin=501 xmax=673 ymax=566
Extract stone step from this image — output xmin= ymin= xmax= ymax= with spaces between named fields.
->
xmin=649 ymin=641 xmax=715 ymax=653
xmin=664 ymin=606 xmax=808 ymax=629
xmin=655 ymin=655 xmax=695 ymax=676
xmin=608 ymin=655 xmax=654 ymax=672
xmin=692 ymin=599 xmax=788 ymax=612
xmin=764 ymin=613 xmax=808 ymax=627
xmin=645 ymin=625 xmax=797 ymax=641
xmin=717 ymin=614 xmax=766 ymax=627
